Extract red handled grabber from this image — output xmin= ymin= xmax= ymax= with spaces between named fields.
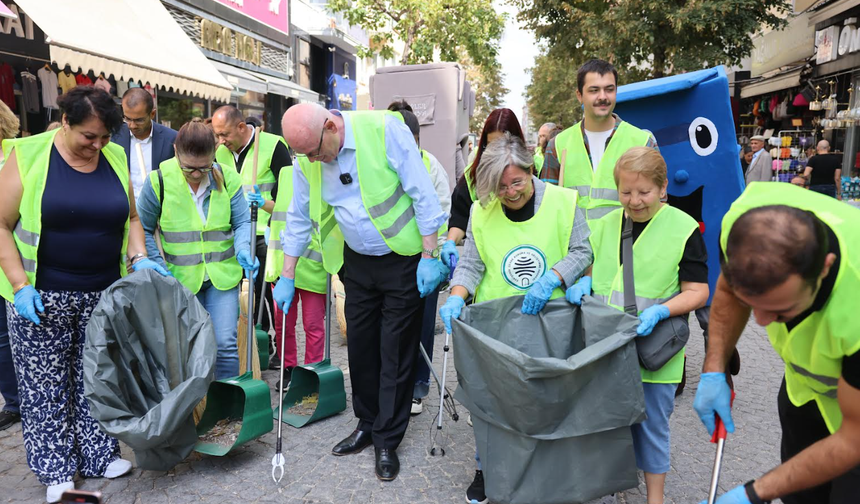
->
xmin=707 ymin=388 xmax=736 ymax=504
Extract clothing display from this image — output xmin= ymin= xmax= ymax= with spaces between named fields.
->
xmin=57 ymin=71 xmax=76 ymax=94
xmin=94 ymin=76 xmax=112 ymax=94
xmin=20 ymin=70 xmax=40 ymax=113
xmin=0 ymin=63 xmax=16 ymax=111
xmin=74 ymin=73 xmax=92 ymax=87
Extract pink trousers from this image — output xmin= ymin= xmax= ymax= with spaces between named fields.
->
xmin=271 ymin=286 xmax=326 ymax=368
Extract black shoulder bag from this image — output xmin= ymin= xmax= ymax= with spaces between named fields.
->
xmin=622 ymin=216 xmax=690 ymax=371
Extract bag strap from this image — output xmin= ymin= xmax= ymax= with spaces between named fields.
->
xmin=157 ymin=168 xmax=164 ymax=204
xmin=622 ymin=215 xmax=638 ymax=316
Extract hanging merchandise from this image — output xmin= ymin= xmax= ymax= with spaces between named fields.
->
xmin=36 ymin=64 xmax=59 ymax=110
xmin=0 ymin=62 xmax=16 ymax=111
xmin=75 ymin=72 xmax=92 ymax=86
xmin=58 ymin=68 xmax=75 ymax=94
xmin=94 ymin=73 xmax=111 ymax=94
xmin=793 ymin=92 xmax=809 ymax=107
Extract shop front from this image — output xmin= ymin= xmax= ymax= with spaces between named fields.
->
xmin=0 ymin=0 xmax=232 ymax=135
xmin=162 ymin=0 xmax=322 ymax=136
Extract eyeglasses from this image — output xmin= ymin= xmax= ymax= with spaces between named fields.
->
xmin=180 ymin=163 xmax=214 ymax=173
xmin=498 ymin=179 xmax=528 ymax=195
xmin=295 ymin=119 xmax=328 ymax=159
xmin=123 ymin=115 xmax=150 ymax=125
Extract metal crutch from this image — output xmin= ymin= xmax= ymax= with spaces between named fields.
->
xmin=706 ymin=388 xmax=736 ymax=504
xmin=272 ymin=310 xmax=288 ymax=483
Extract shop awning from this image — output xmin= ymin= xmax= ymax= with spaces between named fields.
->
xmin=740 ymin=67 xmax=804 ymax=99
xmin=253 ymin=71 xmax=324 ymax=104
xmin=210 ymin=60 xmax=269 ymax=96
xmin=15 ymin=0 xmax=232 ymax=102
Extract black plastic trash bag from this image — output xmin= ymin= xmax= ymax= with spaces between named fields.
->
xmin=83 ymin=269 xmax=217 ymax=471
xmin=453 ymin=296 xmax=646 ymax=504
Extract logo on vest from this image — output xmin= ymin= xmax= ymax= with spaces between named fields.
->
xmin=502 ymin=245 xmax=547 ymax=290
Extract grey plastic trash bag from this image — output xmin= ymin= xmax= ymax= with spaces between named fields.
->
xmin=453 ymin=296 xmax=646 ymax=504
xmin=83 ymin=269 xmax=217 ymax=471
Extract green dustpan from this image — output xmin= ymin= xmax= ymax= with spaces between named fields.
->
xmin=274 ymin=274 xmax=346 ymax=427
xmin=196 ymin=203 xmax=274 ymax=454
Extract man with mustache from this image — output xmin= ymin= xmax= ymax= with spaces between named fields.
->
xmin=540 ymin=59 xmax=657 ymax=221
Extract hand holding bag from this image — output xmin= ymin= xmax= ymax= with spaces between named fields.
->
xmin=622 ymin=216 xmax=690 ymax=371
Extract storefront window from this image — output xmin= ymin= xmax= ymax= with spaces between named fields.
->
xmin=238 ymin=89 xmax=266 ymax=130
xmin=158 ymin=95 xmax=205 ymax=130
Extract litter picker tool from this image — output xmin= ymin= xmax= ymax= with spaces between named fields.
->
xmin=706 ymin=388 xmax=736 ymax=504
xmin=430 ymin=326 xmax=454 ymax=456
xmin=272 ymin=310 xmax=288 ymax=483
xmin=255 ymin=280 xmax=270 ymax=370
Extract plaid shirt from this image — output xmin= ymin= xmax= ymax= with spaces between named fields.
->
xmin=540 ymin=113 xmax=658 ymax=185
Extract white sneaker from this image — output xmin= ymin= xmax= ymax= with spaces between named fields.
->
xmin=46 ymin=481 xmax=74 ymax=503
xmin=411 ymin=398 xmax=423 ymax=415
xmin=467 ymin=414 xmax=472 ymax=427
xmin=104 ymin=458 xmax=132 ymax=479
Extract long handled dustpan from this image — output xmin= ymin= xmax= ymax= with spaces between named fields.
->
xmin=255 ymin=281 xmax=270 ymax=370
xmin=274 ymin=273 xmax=346 ymax=427
xmin=195 ymin=127 xmax=274 ymax=455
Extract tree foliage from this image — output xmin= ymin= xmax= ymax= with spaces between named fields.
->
xmin=515 ymin=0 xmax=790 ymax=79
xmin=329 ymin=0 xmax=507 ymax=131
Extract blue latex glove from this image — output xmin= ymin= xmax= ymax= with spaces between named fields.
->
xmin=694 ymin=372 xmax=735 ymax=436
xmin=440 ymin=239 xmax=459 ymax=268
xmin=440 ymin=295 xmax=465 ymax=333
xmin=236 ymin=249 xmax=260 ymax=279
xmin=132 ymin=257 xmax=171 ymax=277
xmin=246 ymin=184 xmax=266 ymax=209
xmin=522 ymin=271 xmax=561 ymax=315
xmin=565 ymin=276 xmax=592 ymax=305
xmin=417 ymin=258 xmax=446 ymax=298
xmin=636 ymin=304 xmax=670 ymax=336
xmin=273 ymin=276 xmax=295 ymax=312
xmin=698 ymin=484 xmax=751 ymax=504
xmin=14 ymin=285 xmax=44 ymax=325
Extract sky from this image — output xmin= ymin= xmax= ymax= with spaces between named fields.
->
xmin=495 ymin=2 xmax=539 ymax=131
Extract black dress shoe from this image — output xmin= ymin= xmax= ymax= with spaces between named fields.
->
xmin=375 ymin=447 xmax=399 ymax=481
xmin=332 ymin=429 xmax=372 ymax=456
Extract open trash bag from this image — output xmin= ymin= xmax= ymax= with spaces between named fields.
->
xmin=84 ymin=269 xmax=217 ymax=471
xmin=453 ymin=296 xmax=646 ymax=504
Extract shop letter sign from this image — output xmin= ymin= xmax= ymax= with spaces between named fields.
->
xmin=200 ymin=18 xmax=262 ymax=67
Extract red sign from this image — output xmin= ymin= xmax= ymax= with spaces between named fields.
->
xmin=214 ymin=0 xmax=288 ymax=35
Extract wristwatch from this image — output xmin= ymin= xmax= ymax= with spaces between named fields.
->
xmin=422 ymin=247 xmax=439 ymax=258
xmin=744 ymin=480 xmax=770 ymax=504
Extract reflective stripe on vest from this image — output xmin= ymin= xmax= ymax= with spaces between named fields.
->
xmin=215 ymin=130 xmax=285 ymax=236
xmin=590 ymin=205 xmax=698 ymax=383
xmin=555 ymin=121 xmax=651 ymax=221
xmin=350 ymin=111 xmax=423 ymax=255
xmin=471 ymin=182 xmax=577 ymax=303
xmin=720 ymin=182 xmax=860 ymax=432
xmin=152 ymin=157 xmax=242 ymax=294
xmin=0 ymin=130 xmax=131 ymax=302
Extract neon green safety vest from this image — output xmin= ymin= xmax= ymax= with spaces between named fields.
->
xmin=534 ymin=149 xmax=544 ymax=176
xmin=590 ymin=205 xmax=698 ymax=383
xmin=555 ymin=121 xmax=651 ymax=221
xmin=421 ymin=149 xmax=448 ymax=240
xmin=151 ymin=158 xmax=243 ymax=294
xmin=721 ymin=182 xmax=860 ymax=433
xmin=471 ymin=182 xmax=577 ymax=303
xmin=0 ymin=130 xmax=130 ymax=302
xmin=264 ymin=163 xmax=329 ymax=294
xmin=464 ymin=161 xmax=478 ymax=202
xmin=349 ymin=110 xmax=426 ymax=256
xmin=215 ymin=130 xmax=286 ymax=236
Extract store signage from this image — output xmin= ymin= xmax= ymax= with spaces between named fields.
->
xmin=0 ymin=3 xmax=49 ymax=60
xmin=751 ymin=13 xmax=814 ymax=77
xmin=0 ymin=3 xmax=34 ymax=39
xmin=200 ymin=18 xmax=262 ymax=66
xmin=213 ymin=0 xmax=288 ymax=36
xmin=816 ymin=21 xmax=860 ymax=65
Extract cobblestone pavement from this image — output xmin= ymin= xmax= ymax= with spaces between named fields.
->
xmin=0 ymin=293 xmax=786 ymax=504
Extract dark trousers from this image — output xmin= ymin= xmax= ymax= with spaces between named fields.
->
xmin=413 ymin=287 xmax=440 ymax=399
xmin=342 ymin=245 xmax=424 ymax=449
xmin=0 ymin=302 xmax=20 ymax=413
xmin=778 ymin=378 xmax=860 ymax=504
xmin=252 ymin=235 xmax=274 ymax=332
xmin=810 ymin=184 xmax=837 ymax=198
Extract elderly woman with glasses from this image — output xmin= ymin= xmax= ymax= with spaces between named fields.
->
xmin=136 ymin=121 xmax=258 ymax=379
xmin=438 ymin=133 xmax=592 ymax=504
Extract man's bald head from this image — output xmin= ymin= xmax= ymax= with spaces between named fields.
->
xmin=281 ymin=104 xmax=332 ymax=154
xmin=723 ymin=205 xmax=829 ymax=296
xmin=816 ymin=139 xmax=831 ymax=154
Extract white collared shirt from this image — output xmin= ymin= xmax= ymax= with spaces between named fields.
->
xmin=130 ymin=129 xmax=153 ymax=202
xmin=188 ymin=176 xmax=211 ymax=224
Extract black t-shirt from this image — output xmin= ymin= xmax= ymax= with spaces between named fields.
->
xmin=805 ymin=154 xmax=842 ymax=186
xmin=619 ymin=216 xmax=709 ymax=284
xmin=450 ymin=176 xmax=473 ymax=232
xmin=235 ymin=126 xmax=292 ymax=201
xmin=502 ymin=190 xmax=537 ymax=222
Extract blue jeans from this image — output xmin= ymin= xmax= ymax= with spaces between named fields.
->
xmin=0 ymin=302 xmax=20 ymax=413
xmin=413 ymin=288 xmax=440 ymax=399
xmin=196 ymin=282 xmax=240 ymax=380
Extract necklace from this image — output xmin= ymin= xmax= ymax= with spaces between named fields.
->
xmin=57 ymin=133 xmax=97 ymax=168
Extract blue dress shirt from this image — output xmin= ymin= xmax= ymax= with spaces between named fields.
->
xmin=283 ymin=112 xmax=448 ymax=257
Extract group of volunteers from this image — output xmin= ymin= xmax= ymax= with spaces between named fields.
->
xmin=0 ymin=56 xmax=858 ymax=504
